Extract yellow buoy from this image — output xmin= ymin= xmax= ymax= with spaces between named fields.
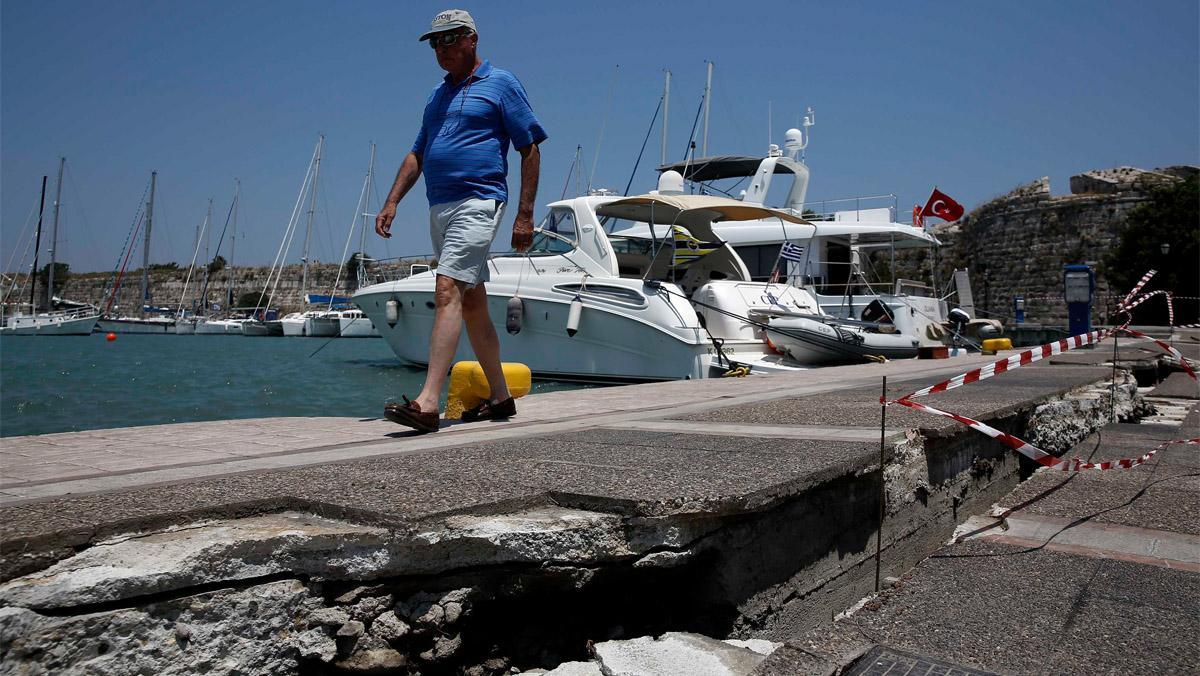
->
xmin=445 ymin=361 xmax=532 ymax=420
xmin=981 ymin=338 xmax=1013 ymax=354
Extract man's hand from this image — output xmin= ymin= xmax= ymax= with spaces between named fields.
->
xmin=511 ymin=212 xmax=534 ymax=252
xmin=375 ymin=153 xmax=422 ymax=240
xmin=375 ymin=203 xmax=397 ymax=239
xmin=513 ymin=143 xmax=541 ymax=252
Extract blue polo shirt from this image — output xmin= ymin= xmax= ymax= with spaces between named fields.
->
xmin=412 ymin=60 xmax=548 ymax=206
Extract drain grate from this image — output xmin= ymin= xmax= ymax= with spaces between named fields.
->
xmin=845 ymin=645 xmax=997 ymax=676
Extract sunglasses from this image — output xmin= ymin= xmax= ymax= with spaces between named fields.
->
xmin=429 ymin=31 xmax=473 ymax=49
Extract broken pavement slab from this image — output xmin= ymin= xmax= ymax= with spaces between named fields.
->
xmin=775 ymin=402 xmax=1200 ymax=675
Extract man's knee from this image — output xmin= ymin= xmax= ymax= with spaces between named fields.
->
xmin=434 ymin=276 xmax=467 ymax=310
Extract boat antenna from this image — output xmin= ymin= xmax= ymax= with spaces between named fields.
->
xmin=588 ymin=65 xmax=619 ymax=193
xmin=661 ymin=69 xmax=671 ymax=166
xmin=560 ymin=145 xmax=581 ymax=200
xmin=29 ymin=176 xmax=47 ymax=311
xmin=623 ymin=95 xmax=663 ymax=196
xmin=701 ymin=60 xmax=713 ymax=157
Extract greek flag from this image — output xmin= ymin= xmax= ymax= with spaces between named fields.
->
xmin=779 ymin=242 xmax=806 ymax=263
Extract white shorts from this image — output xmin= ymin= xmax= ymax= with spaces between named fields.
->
xmin=429 ymin=197 xmax=506 ymax=288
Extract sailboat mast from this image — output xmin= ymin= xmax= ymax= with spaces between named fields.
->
xmin=47 ymin=157 xmax=65 ymax=307
xmin=701 ymin=61 xmax=713 ymax=157
xmin=200 ymin=198 xmax=213 ymax=314
xmin=29 ymin=176 xmax=48 ymax=310
xmin=139 ymin=170 xmax=157 ymax=318
xmin=661 ymin=70 xmax=671 ymax=166
xmin=301 ymin=134 xmax=325 ymax=300
xmin=227 ymin=179 xmax=239 ymax=309
xmin=357 ymin=143 xmax=376 ymax=287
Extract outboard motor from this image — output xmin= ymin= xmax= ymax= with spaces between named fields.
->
xmin=947 ymin=307 xmax=971 ymax=348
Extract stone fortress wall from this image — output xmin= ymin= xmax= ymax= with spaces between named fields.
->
xmin=900 ymin=165 xmax=1197 ymax=327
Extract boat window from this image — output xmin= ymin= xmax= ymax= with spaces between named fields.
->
xmin=542 ymin=209 xmax=577 ymax=243
xmin=553 ymin=283 xmax=647 ymax=307
xmin=608 ymin=237 xmax=654 ymax=256
xmin=528 ymin=229 xmax=576 ymax=255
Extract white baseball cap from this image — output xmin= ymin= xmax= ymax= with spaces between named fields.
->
xmin=419 ymin=9 xmax=477 ymax=41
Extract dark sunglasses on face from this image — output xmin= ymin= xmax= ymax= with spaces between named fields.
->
xmin=429 ymin=31 xmax=473 ymax=49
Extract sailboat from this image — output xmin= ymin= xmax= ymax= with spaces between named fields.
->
xmin=0 ymin=159 xmax=100 ymax=336
xmin=313 ymin=142 xmax=382 ymax=338
xmin=97 ymin=171 xmax=175 ymax=334
xmin=194 ymin=182 xmax=244 ymax=335
xmin=243 ymin=135 xmax=323 ymax=337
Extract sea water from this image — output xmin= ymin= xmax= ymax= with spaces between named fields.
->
xmin=0 ymin=334 xmax=590 ymax=437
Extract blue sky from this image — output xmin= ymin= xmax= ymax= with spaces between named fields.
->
xmin=3 ymin=0 xmax=1197 ymax=274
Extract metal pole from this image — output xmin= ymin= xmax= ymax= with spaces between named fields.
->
xmin=701 ymin=61 xmax=713 ymax=157
xmin=30 ymin=176 xmax=47 ymax=311
xmin=301 ymin=134 xmax=325 ymax=300
xmin=876 ymin=375 xmax=887 ymax=592
xmin=47 ymin=157 xmax=65 ymax=306
xmin=139 ymin=170 xmax=156 ymax=317
xmin=661 ymin=70 xmax=670 ymax=166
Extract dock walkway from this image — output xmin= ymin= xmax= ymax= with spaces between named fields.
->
xmin=1 ymin=339 xmax=1196 ymax=675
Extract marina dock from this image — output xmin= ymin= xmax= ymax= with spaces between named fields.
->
xmin=1 ymin=340 xmax=1196 ymax=675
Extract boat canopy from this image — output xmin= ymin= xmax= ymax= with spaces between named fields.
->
xmin=598 ymin=194 xmax=808 ymax=239
xmin=657 ymin=156 xmax=798 ymax=182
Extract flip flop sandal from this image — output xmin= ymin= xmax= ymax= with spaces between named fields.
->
xmin=384 ymin=396 xmax=440 ymax=433
xmin=461 ymin=396 xmax=517 ymax=422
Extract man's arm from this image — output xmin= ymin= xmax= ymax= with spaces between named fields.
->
xmin=375 ymin=152 xmax=423 ymax=239
xmin=511 ymin=143 xmax=540 ymax=252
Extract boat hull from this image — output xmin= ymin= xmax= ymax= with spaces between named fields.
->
xmin=305 ymin=316 xmax=340 ymax=337
xmin=281 ymin=317 xmax=306 ymax=336
xmin=0 ymin=313 xmax=98 ymax=336
xmin=768 ymin=316 xmax=919 ymax=364
xmin=97 ymin=318 xmax=175 ymax=334
xmin=194 ymin=319 xmax=243 ymax=335
xmin=354 ymin=281 xmax=710 ymax=383
xmin=242 ymin=320 xmax=283 ymax=337
xmin=338 ymin=314 xmax=379 ymax=337
xmin=174 ymin=319 xmax=195 ymax=335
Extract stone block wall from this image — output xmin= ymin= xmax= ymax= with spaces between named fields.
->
xmin=898 ymin=165 xmax=1194 ymax=327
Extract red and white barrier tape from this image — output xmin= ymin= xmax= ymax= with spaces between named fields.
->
xmin=892 ymin=398 xmax=1199 ymax=471
xmin=1121 ymin=269 xmax=1157 ymax=308
xmin=896 ymin=329 xmax=1116 ymax=401
xmin=887 ymin=270 xmax=1196 ymax=472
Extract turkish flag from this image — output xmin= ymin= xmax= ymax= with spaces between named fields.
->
xmin=922 ymin=188 xmax=964 ymax=222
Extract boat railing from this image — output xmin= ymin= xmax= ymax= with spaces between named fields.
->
xmin=801 ymin=193 xmax=899 ymax=222
xmin=893 ymin=279 xmax=936 ymax=296
xmin=357 ymin=255 xmax=437 ymax=285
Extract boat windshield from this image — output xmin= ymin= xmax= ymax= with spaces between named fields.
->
xmin=523 ymin=209 xmax=578 ymax=255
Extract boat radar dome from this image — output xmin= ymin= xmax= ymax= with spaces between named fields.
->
xmin=784 ymin=128 xmax=805 ymax=159
xmin=658 ymin=170 xmax=685 ymax=195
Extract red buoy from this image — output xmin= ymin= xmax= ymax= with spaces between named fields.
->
xmin=106 ymin=332 xmax=117 ymax=342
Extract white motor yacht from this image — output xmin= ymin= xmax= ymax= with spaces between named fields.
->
xmin=353 ymin=182 xmax=818 ymax=382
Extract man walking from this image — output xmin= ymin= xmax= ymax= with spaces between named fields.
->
xmin=376 ymin=9 xmax=546 ymax=433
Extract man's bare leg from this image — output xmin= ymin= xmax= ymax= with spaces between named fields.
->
xmin=414 ymin=275 xmax=469 ymax=413
xmin=462 ymin=282 xmax=512 ymax=403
